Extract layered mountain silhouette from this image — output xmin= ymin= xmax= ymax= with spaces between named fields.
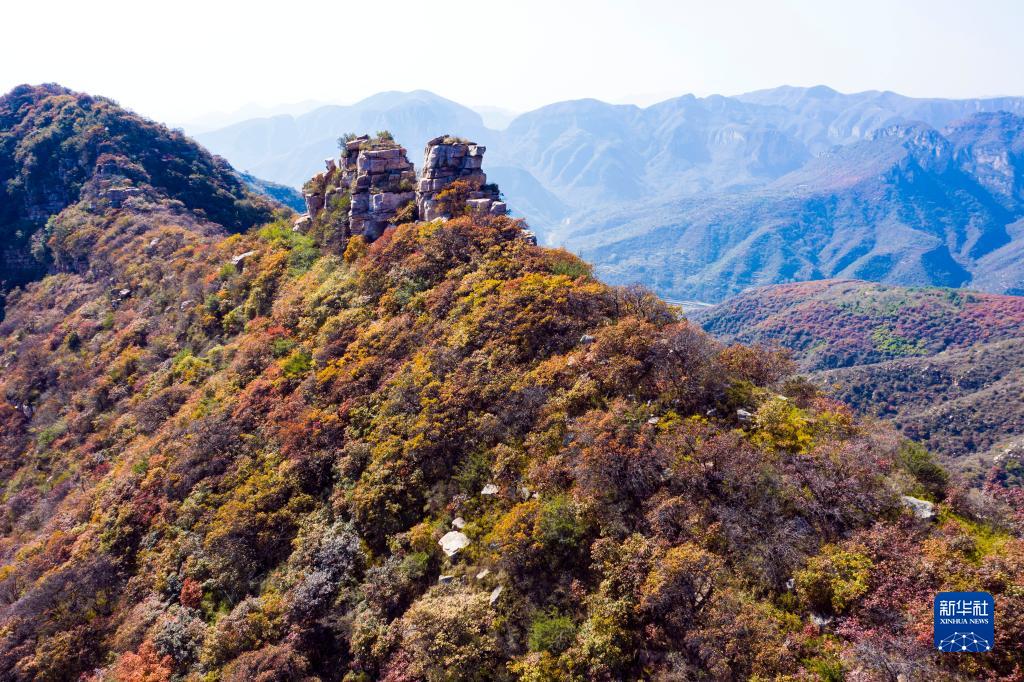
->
xmin=195 ymin=90 xmax=492 ymax=188
xmin=197 ymin=86 xmax=1024 ymax=300
xmin=578 ymin=112 xmax=1024 ymax=300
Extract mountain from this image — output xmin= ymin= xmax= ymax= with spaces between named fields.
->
xmin=238 ymin=171 xmax=305 ymax=212
xmin=471 ymin=105 xmax=519 ymax=131
xmin=574 ymin=112 xmax=1024 ymax=301
xmin=198 ymin=86 xmax=1024 ymax=300
xmin=698 ymin=279 xmax=1024 ymax=470
xmin=195 ymin=90 xmax=492 ymax=188
xmin=2 ymin=84 xmax=1021 ymax=681
xmin=176 ymin=99 xmax=329 ymax=135
xmin=0 ymin=84 xmax=275 ymax=302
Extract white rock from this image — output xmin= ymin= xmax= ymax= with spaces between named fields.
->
xmin=476 ymin=568 xmax=490 ymax=580
xmin=231 ymin=250 xmax=257 ymax=266
xmin=489 ymin=585 xmax=503 ymax=605
xmin=452 ymin=517 xmax=466 ymax=529
xmin=481 ymin=483 xmax=499 ymax=496
xmin=439 ymin=574 xmax=454 ymax=584
xmin=736 ymin=408 xmax=753 ymax=421
xmin=811 ymin=614 xmax=833 ymax=627
xmin=439 ymin=531 xmax=470 ymax=557
xmin=901 ymin=495 xmax=936 ymax=520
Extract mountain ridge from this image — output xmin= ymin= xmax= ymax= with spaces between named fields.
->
xmin=196 ymin=86 xmax=1024 ymax=301
xmin=0 ymin=83 xmax=278 ymax=309
xmin=2 ymin=84 xmax=1022 ymax=681
xmin=574 ymin=112 xmax=1024 ymax=300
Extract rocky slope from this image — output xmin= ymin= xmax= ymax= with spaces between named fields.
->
xmin=698 ymin=279 xmax=1024 ymax=469
xmin=0 ymin=85 xmax=1022 ymax=682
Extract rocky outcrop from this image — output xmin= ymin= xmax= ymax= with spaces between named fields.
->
xmin=302 ymin=135 xmax=418 ymax=242
xmin=416 ymin=136 xmax=506 ymax=221
xmin=339 ymin=135 xmax=417 ymax=240
xmin=301 ymin=133 xmax=507 ymax=248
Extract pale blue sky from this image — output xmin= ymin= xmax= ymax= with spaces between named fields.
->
xmin=2 ymin=0 xmax=1022 ymax=124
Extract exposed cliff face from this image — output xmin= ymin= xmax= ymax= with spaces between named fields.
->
xmin=576 ymin=112 xmax=1024 ymax=301
xmin=299 ymin=133 xmax=509 ymax=251
xmin=416 ymin=136 xmax=505 ymax=221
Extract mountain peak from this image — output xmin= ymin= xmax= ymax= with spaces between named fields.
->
xmin=297 ymin=133 xmax=510 ymax=247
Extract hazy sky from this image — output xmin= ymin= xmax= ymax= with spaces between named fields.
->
xmin=3 ymin=0 xmax=1022 ymax=124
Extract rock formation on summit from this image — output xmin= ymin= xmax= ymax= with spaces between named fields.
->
xmin=298 ymin=132 xmax=507 ymax=250
xmin=416 ymin=136 xmax=506 ymax=221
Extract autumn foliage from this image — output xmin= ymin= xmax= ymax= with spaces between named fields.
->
xmin=0 ymin=96 xmax=1021 ymax=681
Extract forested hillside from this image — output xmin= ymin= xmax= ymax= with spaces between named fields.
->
xmin=699 ymin=279 xmax=1024 ymax=470
xmin=1 ymin=86 xmax=1022 ymax=682
xmin=0 ymin=84 xmax=274 ymax=299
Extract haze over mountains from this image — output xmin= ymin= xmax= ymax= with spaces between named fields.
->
xmin=196 ymin=86 xmax=1024 ymax=301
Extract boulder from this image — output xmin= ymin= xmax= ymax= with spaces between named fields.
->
xmin=901 ymin=495 xmax=936 ymax=520
xmin=231 ymin=250 xmax=257 ymax=266
xmin=303 ymin=192 xmax=324 ymax=216
xmin=439 ymin=530 xmax=470 ymax=556
xmin=811 ymin=614 xmax=834 ymax=628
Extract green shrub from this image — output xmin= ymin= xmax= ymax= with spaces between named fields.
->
xmin=795 ymin=544 xmax=873 ymax=614
xmin=870 ymin=326 xmax=926 ymax=357
xmin=281 ymin=349 xmax=312 ymax=379
xmin=896 ymin=440 xmax=948 ymax=500
xmin=528 ymin=610 xmax=576 ymax=654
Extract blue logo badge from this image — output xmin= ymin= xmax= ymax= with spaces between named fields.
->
xmin=934 ymin=592 xmax=995 ymax=652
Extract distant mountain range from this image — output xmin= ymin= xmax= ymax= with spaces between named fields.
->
xmin=195 ymin=86 xmax=1024 ymax=301
xmin=195 ymin=91 xmax=492 ymax=188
